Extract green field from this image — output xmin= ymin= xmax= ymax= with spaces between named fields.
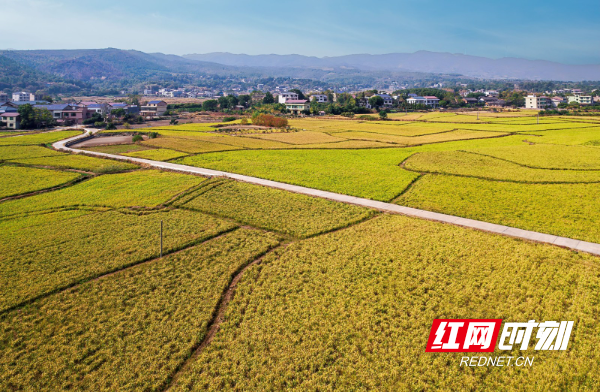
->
xmin=7 ymin=154 xmax=139 ymax=173
xmin=176 ymin=179 xmax=374 ymax=237
xmin=0 ymin=165 xmax=81 ymax=199
xmin=0 ymin=170 xmax=204 ymax=217
xmin=3 ymin=113 xmax=600 ymax=390
xmin=122 ymin=148 xmax=189 ymax=161
xmin=178 ymin=149 xmax=419 ymax=201
xmin=0 ymin=130 xmax=82 ymax=146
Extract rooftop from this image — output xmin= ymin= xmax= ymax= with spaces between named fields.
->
xmin=34 ymin=104 xmax=72 ymax=110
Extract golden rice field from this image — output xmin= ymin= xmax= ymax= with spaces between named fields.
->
xmin=0 ymin=165 xmax=81 ymax=199
xmin=2 ymin=115 xmax=600 ymax=390
xmin=169 ymin=214 xmax=600 ymax=391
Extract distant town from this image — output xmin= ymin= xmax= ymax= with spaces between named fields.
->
xmin=1 ymin=83 xmax=598 ymax=130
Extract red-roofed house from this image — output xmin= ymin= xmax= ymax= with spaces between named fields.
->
xmin=423 ymin=96 xmax=440 ymax=108
xmin=285 ymin=100 xmax=310 ymax=115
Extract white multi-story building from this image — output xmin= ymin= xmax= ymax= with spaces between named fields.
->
xmin=278 ymin=91 xmax=299 ymax=104
xmin=568 ymin=93 xmax=593 ymax=105
xmin=406 ymin=96 xmax=440 ymax=108
xmin=525 ymin=95 xmax=552 ymax=109
xmin=310 ymin=94 xmax=328 ymax=103
xmin=12 ymin=92 xmax=37 ymax=102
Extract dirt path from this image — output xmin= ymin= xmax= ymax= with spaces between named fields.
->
xmin=71 ymin=134 xmax=147 ymax=147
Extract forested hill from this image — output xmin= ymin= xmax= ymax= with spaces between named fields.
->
xmin=0 ymin=48 xmax=441 ymax=95
xmin=0 ymin=49 xmax=243 ymax=94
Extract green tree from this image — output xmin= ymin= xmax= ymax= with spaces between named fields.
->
xmin=34 ymin=108 xmax=55 ymax=128
xmin=17 ymin=104 xmax=36 ymax=129
xmin=369 ymin=96 xmax=384 ymax=109
xmin=378 ymin=110 xmax=388 ymax=119
xmin=202 ymin=100 xmax=218 ymax=111
xmin=263 ymin=92 xmax=275 ymax=104
xmin=218 ymin=96 xmax=229 ymax=109
xmin=111 ymin=108 xmax=126 ymax=118
xmin=238 ymin=94 xmax=251 ymax=107
xmin=226 ymin=95 xmax=239 ymax=108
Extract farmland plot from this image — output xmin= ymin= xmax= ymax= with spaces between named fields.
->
xmin=0 ymin=228 xmax=280 ymax=391
xmin=177 ymin=179 xmax=374 ymax=237
xmin=0 ymin=170 xmax=205 ymax=217
xmin=170 ymin=215 xmax=600 ymax=391
xmin=404 ymin=151 xmax=600 ymax=183
xmin=0 ymin=208 xmax=236 ymax=311
xmin=0 ymin=165 xmax=80 ymax=199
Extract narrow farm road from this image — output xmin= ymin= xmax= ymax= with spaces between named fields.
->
xmin=53 ymin=129 xmax=600 ymax=257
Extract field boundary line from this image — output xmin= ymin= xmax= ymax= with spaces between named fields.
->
xmin=53 ymin=129 xmax=600 ymax=257
xmin=0 ymin=226 xmax=240 ymax=316
xmin=161 ymin=242 xmax=290 ymax=391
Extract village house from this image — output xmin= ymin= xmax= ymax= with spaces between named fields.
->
xmin=310 ymin=94 xmax=328 ymax=103
xmin=109 ymin=102 xmax=140 ymax=115
xmin=85 ymin=103 xmax=110 ymax=116
xmin=285 ymin=100 xmax=310 ymax=115
xmin=424 ymin=96 xmax=440 ymax=108
xmin=140 ymin=100 xmax=168 ymax=118
xmin=278 ymin=91 xmax=299 ymax=104
xmin=407 ymin=96 xmax=440 ymax=108
xmin=375 ymin=94 xmax=394 ymax=107
xmin=0 ymin=101 xmax=18 ymax=115
xmin=0 ymin=113 xmax=20 ymax=129
xmin=356 ymin=97 xmax=372 ymax=109
xmin=568 ymin=93 xmax=593 ymax=106
xmin=525 ymin=95 xmax=552 ymax=109
xmin=462 ymin=97 xmax=479 ymax=105
xmin=33 ymin=104 xmax=90 ymax=125
xmin=551 ymin=97 xmax=566 ymax=107
xmin=0 ymin=92 xmax=8 ymax=102
xmin=406 ymin=96 xmax=426 ymax=106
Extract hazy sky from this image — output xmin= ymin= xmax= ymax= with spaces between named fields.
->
xmin=1 ymin=0 xmax=598 ymax=64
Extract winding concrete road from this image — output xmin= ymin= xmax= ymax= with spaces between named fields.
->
xmin=53 ymin=129 xmax=600 ymax=256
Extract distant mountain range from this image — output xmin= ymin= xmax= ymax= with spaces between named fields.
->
xmin=1 ymin=48 xmax=598 ymax=95
xmin=0 ymin=49 xmax=439 ymax=93
xmin=184 ymin=51 xmax=600 ymax=81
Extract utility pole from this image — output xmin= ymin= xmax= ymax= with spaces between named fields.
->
xmin=160 ymin=220 xmax=163 ymax=258
xmin=537 ymin=113 xmax=539 ymax=124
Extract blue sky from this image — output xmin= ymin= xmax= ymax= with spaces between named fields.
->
xmin=1 ymin=0 xmax=598 ymax=64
